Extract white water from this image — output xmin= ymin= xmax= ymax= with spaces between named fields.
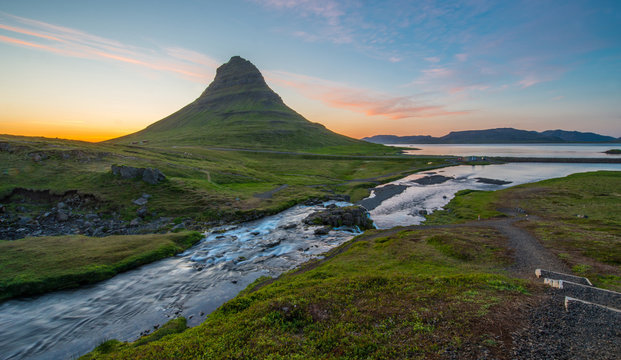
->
xmin=0 ymin=201 xmax=358 ymax=360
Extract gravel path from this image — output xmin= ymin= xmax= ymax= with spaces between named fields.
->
xmin=249 ymin=213 xmax=618 ymax=359
xmin=511 ymin=288 xmax=621 ymax=360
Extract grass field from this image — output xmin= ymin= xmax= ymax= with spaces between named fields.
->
xmin=0 ymin=231 xmax=203 ymax=300
xmin=81 ymin=227 xmax=530 ymax=359
xmin=426 ymin=171 xmax=621 ymax=291
xmin=77 ymin=172 xmax=620 ymax=359
xmin=0 ymin=135 xmax=450 ymax=222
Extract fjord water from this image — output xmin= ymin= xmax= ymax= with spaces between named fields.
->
xmin=400 ymin=143 xmax=621 ymax=158
xmin=369 ymin=163 xmax=621 ymax=228
xmin=0 ymin=202 xmax=357 ymax=360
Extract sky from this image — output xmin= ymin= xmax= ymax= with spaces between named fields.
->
xmin=0 ymin=0 xmax=620 ymax=142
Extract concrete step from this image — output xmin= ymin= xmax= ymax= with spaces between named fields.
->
xmin=535 ymin=268 xmax=592 ymax=286
xmin=544 ymin=279 xmax=621 ymax=309
xmin=565 ymin=296 xmax=621 ymax=316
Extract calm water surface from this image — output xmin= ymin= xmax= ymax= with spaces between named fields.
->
xmin=368 ymin=163 xmax=621 ymax=228
xmin=399 ymin=143 xmax=621 ymax=158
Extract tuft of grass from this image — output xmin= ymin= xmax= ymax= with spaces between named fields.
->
xmin=425 ymin=189 xmax=506 ymax=224
xmin=81 ymin=318 xmax=188 ymax=359
xmin=0 ymin=231 xmax=203 ymax=300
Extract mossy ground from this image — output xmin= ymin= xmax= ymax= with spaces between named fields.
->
xmin=426 ymin=171 xmax=621 ymax=291
xmin=0 ymin=231 xmax=202 ymax=300
xmin=81 ymin=227 xmax=530 ymax=359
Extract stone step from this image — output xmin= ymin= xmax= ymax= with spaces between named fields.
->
xmin=564 ymin=296 xmax=621 ymax=316
xmin=535 ymin=268 xmax=592 ymax=286
xmin=544 ymin=279 xmax=621 ymax=309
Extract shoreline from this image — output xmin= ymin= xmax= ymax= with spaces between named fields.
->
xmin=492 ymin=157 xmax=621 ymax=163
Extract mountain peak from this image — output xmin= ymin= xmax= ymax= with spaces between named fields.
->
xmin=194 ymin=56 xmax=282 ymax=107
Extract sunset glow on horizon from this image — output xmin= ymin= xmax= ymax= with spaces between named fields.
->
xmin=1 ymin=1 xmax=620 ymax=142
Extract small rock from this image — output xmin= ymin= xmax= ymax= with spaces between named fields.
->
xmin=17 ymin=216 xmax=32 ymax=225
xmin=130 ymin=218 xmax=141 ymax=226
xmin=56 ymin=211 xmax=69 ymax=222
xmin=172 ymin=223 xmax=186 ymax=231
xmin=141 ymin=193 xmax=151 ymax=199
xmin=418 ymin=209 xmax=428 ymax=215
xmin=57 ymin=202 xmax=67 ymax=209
xmin=314 ymin=226 xmax=331 ymax=235
xmin=280 ymin=223 xmax=297 ymax=230
xmin=133 ymin=197 xmax=148 ymax=206
xmin=136 ymin=207 xmax=148 ymax=218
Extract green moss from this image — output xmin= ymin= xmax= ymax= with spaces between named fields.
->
xmin=83 ymin=226 xmax=529 ymax=359
xmin=0 ymin=231 xmax=203 ymax=300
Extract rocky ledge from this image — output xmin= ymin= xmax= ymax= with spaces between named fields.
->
xmin=303 ymin=205 xmax=375 ymax=234
xmin=111 ymin=165 xmax=166 ymax=185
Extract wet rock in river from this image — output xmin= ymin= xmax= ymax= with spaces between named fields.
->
xmin=304 ymin=205 xmax=374 ymax=230
xmin=314 ymin=226 xmax=331 ymax=235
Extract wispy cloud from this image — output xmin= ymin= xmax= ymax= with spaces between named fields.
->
xmin=0 ymin=12 xmax=218 ymax=82
xmin=252 ymin=0 xmax=344 ymax=25
xmin=267 ymin=70 xmax=468 ymax=119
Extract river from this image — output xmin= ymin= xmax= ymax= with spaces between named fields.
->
xmin=1 ymin=162 xmax=620 ymax=359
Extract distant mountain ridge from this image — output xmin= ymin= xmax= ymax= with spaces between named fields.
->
xmin=363 ymin=128 xmax=619 ymax=144
xmin=109 ymin=56 xmax=375 ymax=152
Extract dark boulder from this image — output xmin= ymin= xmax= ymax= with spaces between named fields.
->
xmin=303 ymin=205 xmax=374 ymax=230
xmin=111 ymin=165 xmax=166 ymax=184
xmin=142 ymin=168 xmax=166 ymax=185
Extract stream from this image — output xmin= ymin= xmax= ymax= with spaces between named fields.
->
xmin=1 ymin=162 xmax=620 ymax=359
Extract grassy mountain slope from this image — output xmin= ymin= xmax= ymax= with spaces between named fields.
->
xmin=109 ymin=56 xmax=382 ymax=153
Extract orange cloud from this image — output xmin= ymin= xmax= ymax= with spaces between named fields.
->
xmin=267 ymin=70 xmax=468 ymax=119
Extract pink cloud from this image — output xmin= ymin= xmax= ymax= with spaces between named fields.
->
xmin=0 ymin=12 xmax=217 ymax=83
xmin=267 ymin=70 xmax=468 ymax=119
xmin=424 ymin=56 xmax=441 ymax=63
xmin=455 ymin=53 xmax=468 ymax=62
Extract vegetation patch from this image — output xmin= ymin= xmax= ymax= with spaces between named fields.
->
xmin=426 ymin=171 xmax=621 ymax=291
xmin=82 ymin=227 xmax=531 ymax=359
xmin=0 ymin=135 xmax=451 ymax=223
xmin=424 ymin=189 xmax=506 ymax=224
xmin=0 ymin=231 xmax=203 ymax=300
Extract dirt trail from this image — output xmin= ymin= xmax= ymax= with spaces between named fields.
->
xmin=250 ymin=214 xmax=564 ymax=294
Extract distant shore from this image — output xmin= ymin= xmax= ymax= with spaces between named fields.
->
xmin=492 ymin=157 xmax=621 ymax=164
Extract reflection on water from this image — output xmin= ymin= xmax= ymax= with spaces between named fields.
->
xmin=369 ymin=163 xmax=621 ymax=228
xmin=399 ymin=143 xmax=621 ymax=158
xmin=0 ymin=202 xmax=357 ymax=360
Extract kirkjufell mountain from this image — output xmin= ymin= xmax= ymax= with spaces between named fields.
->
xmin=110 ymin=56 xmax=372 ymax=151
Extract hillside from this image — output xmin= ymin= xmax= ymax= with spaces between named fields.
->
xmin=110 ymin=56 xmax=383 ymax=153
xmin=363 ymin=128 xmax=619 ymax=144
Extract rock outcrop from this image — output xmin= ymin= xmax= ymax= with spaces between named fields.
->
xmin=303 ymin=205 xmax=374 ymax=230
xmin=111 ymin=165 xmax=165 ymax=184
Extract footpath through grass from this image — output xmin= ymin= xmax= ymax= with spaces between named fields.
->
xmin=426 ymin=171 xmax=621 ymax=291
xmin=82 ymin=227 xmax=530 ymax=359
xmin=0 ymin=231 xmax=202 ymax=301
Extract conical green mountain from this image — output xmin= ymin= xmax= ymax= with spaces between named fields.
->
xmin=110 ymin=56 xmax=373 ymax=151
